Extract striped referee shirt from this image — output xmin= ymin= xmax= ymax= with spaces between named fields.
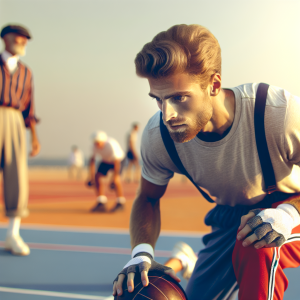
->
xmin=0 ymin=54 xmax=37 ymax=127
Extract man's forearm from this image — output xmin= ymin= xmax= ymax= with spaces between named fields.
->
xmin=89 ymin=158 xmax=95 ymax=180
xmin=29 ymin=121 xmax=38 ymax=140
xmin=286 ymin=193 xmax=300 ymax=214
xmin=130 ymin=194 xmax=161 ymax=250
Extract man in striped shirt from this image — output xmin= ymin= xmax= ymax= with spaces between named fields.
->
xmin=0 ymin=24 xmax=40 ymax=255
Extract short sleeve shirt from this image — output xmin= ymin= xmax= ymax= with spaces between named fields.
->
xmin=93 ymin=138 xmax=125 ymax=163
xmin=141 ymin=83 xmax=300 ymax=206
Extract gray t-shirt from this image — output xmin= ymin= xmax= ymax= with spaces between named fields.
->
xmin=141 ymin=83 xmax=300 ymax=206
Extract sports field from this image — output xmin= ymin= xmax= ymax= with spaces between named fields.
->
xmin=0 ymin=168 xmax=299 ymax=299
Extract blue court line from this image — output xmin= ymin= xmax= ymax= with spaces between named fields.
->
xmin=0 ymin=241 xmax=172 ymax=257
xmin=0 ymin=226 xmax=299 ymax=299
xmin=0 ymin=223 xmax=206 ymax=237
xmin=0 ymin=226 xmax=202 ymax=299
xmin=0 ymin=226 xmax=205 ymax=252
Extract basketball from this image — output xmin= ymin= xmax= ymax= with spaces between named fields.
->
xmin=114 ymin=271 xmax=187 ymax=300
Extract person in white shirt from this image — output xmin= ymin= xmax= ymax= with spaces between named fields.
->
xmin=87 ymin=131 xmax=126 ymax=212
xmin=124 ymin=123 xmax=141 ymax=183
xmin=68 ymin=145 xmax=84 ymax=179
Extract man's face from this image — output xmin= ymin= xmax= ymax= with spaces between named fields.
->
xmin=148 ymin=73 xmax=213 ymax=143
xmin=4 ymin=33 xmax=28 ymax=56
xmin=94 ymin=140 xmax=105 ymax=149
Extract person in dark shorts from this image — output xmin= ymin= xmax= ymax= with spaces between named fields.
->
xmin=87 ymin=131 xmax=126 ymax=213
xmin=124 ymin=123 xmax=140 ymax=183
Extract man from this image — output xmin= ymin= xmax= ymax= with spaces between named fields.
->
xmin=124 ymin=123 xmax=140 ymax=183
xmin=68 ymin=145 xmax=84 ymax=179
xmin=87 ymin=131 xmax=126 ymax=212
xmin=0 ymin=24 xmax=40 ymax=256
xmin=113 ymin=24 xmax=300 ymax=300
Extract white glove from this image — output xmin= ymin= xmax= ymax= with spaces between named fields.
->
xmin=247 ymin=204 xmax=300 ymax=246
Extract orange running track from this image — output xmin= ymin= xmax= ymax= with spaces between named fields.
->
xmin=0 ymin=172 xmax=214 ymax=233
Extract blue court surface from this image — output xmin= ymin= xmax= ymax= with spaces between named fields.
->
xmin=0 ymin=225 xmax=299 ymax=300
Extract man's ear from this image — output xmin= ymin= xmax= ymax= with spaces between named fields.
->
xmin=210 ymin=73 xmax=221 ymax=96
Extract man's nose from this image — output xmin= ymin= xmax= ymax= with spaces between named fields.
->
xmin=162 ymin=101 xmax=178 ymax=122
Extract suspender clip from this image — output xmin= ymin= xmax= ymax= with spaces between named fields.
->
xmin=266 ymin=185 xmax=277 ymax=194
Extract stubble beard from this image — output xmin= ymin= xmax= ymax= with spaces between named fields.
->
xmin=165 ymin=102 xmax=213 ymax=143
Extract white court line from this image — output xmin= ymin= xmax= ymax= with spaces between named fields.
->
xmin=0 ymin=223 xmax=205 ymax=237
xmin=0 ymin=286 xmax=113 ymax=300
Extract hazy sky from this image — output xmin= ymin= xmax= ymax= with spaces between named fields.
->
xmin=0 ymin=0 xmax=299 ymax=159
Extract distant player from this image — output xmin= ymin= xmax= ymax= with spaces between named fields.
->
xmin=164 ymin=242 xmax=197 ymax=282
xmin=87 ymin=131 xmax=126 ymax=213
xmin=0 ymin=24 xmax=40 ymax=256
xmin=113 ymin=24 xmax=300 ymax=300
xmin=124 ymin=123 xmax=140 ymax=183
xmin=68 ymin=145 xmax=84 ymax=179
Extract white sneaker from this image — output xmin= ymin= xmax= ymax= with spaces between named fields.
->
xmin=171 ymin=241 xmax=197 ymax=281
xmin=4 ymin=235 xmax=30 ymax=256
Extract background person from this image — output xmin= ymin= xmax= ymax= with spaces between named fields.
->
xmin=0 ymin=24 xmax=40 ymax=256
xmin=87 ymin=131 xmax=126 ymax=213
xmin=68 ymin=145 xmax=84 ymax=179
xmin=113 ymin=24 xmax=300 ymax=300
xmin=164 ymin=241 xmax=198 ymax=282
xmin=124 ymin=123 xmax=140 ymax=183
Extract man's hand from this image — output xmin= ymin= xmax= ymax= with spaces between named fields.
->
xmin=112 ymin=253 xmax=180 ymax=297
xmin=112 ymin=179 xmax=170 ymax=296
xmin=237 ymin=204 xmax=300 ymax=249
xmin=85 ymin=180 xmax=95 ymax=187
xmin=30 ymin=137 xmax=40 ymax=157
xmin=28 ymin=121 xmax=40 ymax=157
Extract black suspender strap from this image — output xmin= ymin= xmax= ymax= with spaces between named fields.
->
xmin=159 ymin=82 xmax=276 ymax=202
xmin=159 ymin=112 xmax=215 ymax=203
xmin=254 ymin=83 xmax=277 ymax=194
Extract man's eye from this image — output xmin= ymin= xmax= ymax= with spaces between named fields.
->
xmin=173 ymin=96 xmax=186 ymax=101
xmin=154 ymin=98 xmax=162 ymax=102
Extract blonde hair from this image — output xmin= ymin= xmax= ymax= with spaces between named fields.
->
xmin=134 ymin=24 xmax=221 ymax=89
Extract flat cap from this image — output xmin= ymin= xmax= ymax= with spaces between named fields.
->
xmin=1 ymin=25 xmax=32 ymax=39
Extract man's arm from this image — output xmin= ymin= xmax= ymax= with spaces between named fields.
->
xmin=113 ymin=178 xmax=179 ymax=296
xmin=130 ymin=177 xmax=166 ymax=250
xmin=129 ymin=134 xmax=138 ymax=160
xmin=88 ymin=157 xmax=95 ymax=182
xmin=286 ymin=195 xmax=300 ymax=214
xmin=112 ymin=159 xmax=123 ymax=195
xmin=238 ymin=193 xmax=300 ymax=249
xmin=28 ymin=121 xmax=40 ymax=157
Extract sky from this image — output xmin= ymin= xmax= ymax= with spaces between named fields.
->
xmin=0 ymin=0 xmax=299 ymax=159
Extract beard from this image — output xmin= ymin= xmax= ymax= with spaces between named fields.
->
xmin=164 ymin=99 xmax=213 ymax=143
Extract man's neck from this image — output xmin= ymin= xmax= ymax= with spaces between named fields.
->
xmin=2 ymin=49 xmax=18 ymax=59
xmin=202 ymin=88 xmax=235 ymax=136
xmin=1 ymin=50 xmax=20 ymax=73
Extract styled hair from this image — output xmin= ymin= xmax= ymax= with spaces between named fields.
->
xmin=134 ymin=24 xmax=221 ymax=89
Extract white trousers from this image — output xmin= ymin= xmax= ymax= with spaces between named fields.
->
xmin=0 ymin=107 xmax=29 ymax=218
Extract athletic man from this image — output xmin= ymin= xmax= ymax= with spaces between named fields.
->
xmin=124 ymin=123 xmax=140 ymax=183
xmin=87 ymin=131 xmax=126 ymax=213
xmin=113 ymin=24 xmax=300 ymax=300
xmin=0 ymin=24 xmax=40 ymax=256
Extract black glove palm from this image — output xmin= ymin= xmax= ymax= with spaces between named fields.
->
xmin=114 ymin=252 xmax=171 ymax=283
